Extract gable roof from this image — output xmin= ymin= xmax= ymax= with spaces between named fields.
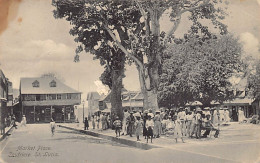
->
xmin=20 ymin=77 xmax=80 ymax=94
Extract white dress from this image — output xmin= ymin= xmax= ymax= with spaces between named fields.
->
xmin=238 ymin=110 xmax=245 ymax=123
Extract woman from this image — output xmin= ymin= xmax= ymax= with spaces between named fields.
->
xmin=84 ymin=117 xmax=89 ymax=130
xmin=145 ymin=115 xmax=154 ymax=143
xmin=135 ymin=116 xmax=143 ymax=141
xmin=174 ymin=116 xmax=185 ymax=143
xmin=238 ymin=108 xmax=245 ymax=123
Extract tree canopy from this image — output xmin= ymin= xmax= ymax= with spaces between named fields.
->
xmin=158 ymin=34 xmax=243 ymax=107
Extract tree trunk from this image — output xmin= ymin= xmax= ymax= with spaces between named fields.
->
xmin=141 ymin=8 xmax=161 ymax=113
xmin=110 ymin=68 xmax=124 ymax=122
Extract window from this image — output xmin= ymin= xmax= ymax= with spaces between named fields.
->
xmin=36 ymin=95 xmax=41 ymax=101
xmin=32 ymin=80 xmax=39 ymax=87
xmin=67 ymin=94 xmax=71 ymax=99
xmin=57 ymin=94 xmax=61 ymax=100
xmin=49 ymin=80 xmax=56 ymax=87
xmin=40 ymin=95 xmax=46 ymax=101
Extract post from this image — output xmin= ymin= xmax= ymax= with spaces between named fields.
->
xmin=83 ymin=103 xmax=85 ymax=122
xmin=34 ymin=106 xmax=35 ymax=123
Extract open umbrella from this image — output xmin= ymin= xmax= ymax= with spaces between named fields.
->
xmin=191 ymin=101 xmax=203 ymax=106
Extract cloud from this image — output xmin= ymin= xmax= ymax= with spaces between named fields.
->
xmin=240 ymin=32 xmax=260 ymax=59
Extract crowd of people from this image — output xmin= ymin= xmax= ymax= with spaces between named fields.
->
xmin=86 ymin=106 xmax=246 ymax=143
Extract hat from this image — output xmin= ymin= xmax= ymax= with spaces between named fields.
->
xmin=196 ymin=108 xmax=202 ymax=111
xmin=155 ymin=110 xmax=160 ymax=113
xmin=23 ymin=115 xmax=25 ymax=117
xmin=204 ymin=107 xmax=210 ymax=110
xmin=144 ymin=110 xmax=148 ymax=114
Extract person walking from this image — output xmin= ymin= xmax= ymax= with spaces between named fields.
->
xmin=84 ymin=117 xmax=89 ymax=130
xmin=113 ymin=116 xmax=122 ymax=137
xmin=20 ymin=115 xmax=27 ymax=127
xmin=135 ymin=116 xmax=143 ymax=141
xmin=101 ymin=113 xmax=107 ymax=130
xmin=50 ymin=118 xmax=56 ymax=137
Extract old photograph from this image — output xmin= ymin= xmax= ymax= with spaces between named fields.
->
xmin=0 ymin=0 xmax=260 ymax=163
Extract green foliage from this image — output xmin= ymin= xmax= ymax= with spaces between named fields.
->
xmin=158 ymin=34 xmax=243 ymax=107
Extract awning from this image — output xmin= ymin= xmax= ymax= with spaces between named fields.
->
xmin=101 ymin=108 xmax=111 ymax=113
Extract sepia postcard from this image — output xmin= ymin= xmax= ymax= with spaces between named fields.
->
xmin=0 ymin=0 xmax=260 ymax=163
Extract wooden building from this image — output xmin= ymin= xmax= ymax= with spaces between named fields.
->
xmin=20 ymin=76 xmax=81 ymax=123
xmin=0 ymin=69 xmax=9 ymax=134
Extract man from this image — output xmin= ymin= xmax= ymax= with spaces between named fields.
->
xmin=122 ymin=110 xmax=129 ymax=135
xmin=185 ymin=111 xmax=193 ymax=137
xmin=177 ymin=107 xmax=186 ymax=136
xmin=126 ymin=112 xmax=135 ymax=137
xmin=194 ymin=108 xmax=202 ymax=139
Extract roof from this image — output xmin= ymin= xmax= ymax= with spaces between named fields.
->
xmin=20 ymin=77 xmax=80 ymax=94
xmin=99 ymin=92 xmax=111 ymax=102
xmin=87 ymin=92 xmax=100 ymax=100
xmin=224 ymin=97 xmax=253 ymax=105
xmin=132 ymin=92 xmax=143 ymax=100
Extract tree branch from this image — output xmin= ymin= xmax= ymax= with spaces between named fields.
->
xmin=103 ymin=24 xmax=144 ymax=71
xmin=164 ymin=0 xmax=210 ymax=43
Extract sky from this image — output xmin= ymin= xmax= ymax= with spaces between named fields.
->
xmin=0 ymin=0 xmax=259 ymax=100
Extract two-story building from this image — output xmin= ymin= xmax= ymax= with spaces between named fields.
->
xmin=0 ymin=69 xmax=9 ymax=134
xmin=20 ymin=76 xmax=81 ymax=123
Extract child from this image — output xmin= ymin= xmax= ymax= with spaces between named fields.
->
xmin=84 ymin=117 xmax=89 ymax=130
xmin=135 ymin=116 xmax=143 ymax=141
xmin=113 ymin=116 xmax=122 ymax=137
xmin=50 ymin=118 xmax=56 ymax=137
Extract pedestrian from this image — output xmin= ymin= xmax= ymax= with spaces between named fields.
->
xmin=126 ymin=112 xmax=135 ymax=137
xmin=238 ymin=108 xmax=246 ymax=123
xmin=142 ymin=110 xmax=148 ymax=139
xmin=185 ymin=111 xmax=193 ymax=137
xmin=113 ymin=116 xmax=122 ymax=137
xmin=20 ymin=115 xmax=27 ymax=127
xmin=224 ymin=108 xmax=230 ymax=123
xmin=122 ymin=110 xmax=129 ymax=136
xmin=11 ymin=115 xmax=17 ymax=129
xmin=194 ymin=109 xmax=202 ymax=139
xmin=153 ymin=110 xmax=162 ymax=138
xmin=219 ymin=108 xmax=225 ymax=123
xmin=97 ymin=115 xmax=100 ymax=129
xmin=212 ymin=108 xmax=219 ymax=126
xmin=174 ymin=116 xmax=185 ymax=143
xmin=165 ymin=116 xmax=174 ymax=137
xmin=101 ymin=113 xmax=107 ymax=130
xmin=145 ymin=115 xmax=154 ymax=143
xmin=161 ymin=116 xmax=168 ymax=135
xmin=84 ymin=117 xmax=89 ymax=130
xmin=177 ymin=107 xmax=186 ymax=136
xmin=50 ymin=118 xmax=56 ymax=136
xmin=135 ymin=116 xmax=143 ymax=141
xmin=107 ymin=114 xmax=111 ymax=129
xmin=92 ymin=115 xmax=96 ymax=129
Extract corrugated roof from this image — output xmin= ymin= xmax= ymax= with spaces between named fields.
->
xmin=132 ymin=92 xmax=143 ymax=100
xmin=20 ymin=77 xmax=80 ymax=94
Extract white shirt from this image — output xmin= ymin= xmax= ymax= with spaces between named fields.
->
xmin=146 ymin=120 xmax=154 ymax=128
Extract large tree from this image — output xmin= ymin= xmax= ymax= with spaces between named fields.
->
xmin=52 ymin=0 xmax=142 ymax=120
xmin=158 ymin=35 xmax=243 ymax=107
xmin=52 ymin=0 xmax=228 ymax=113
